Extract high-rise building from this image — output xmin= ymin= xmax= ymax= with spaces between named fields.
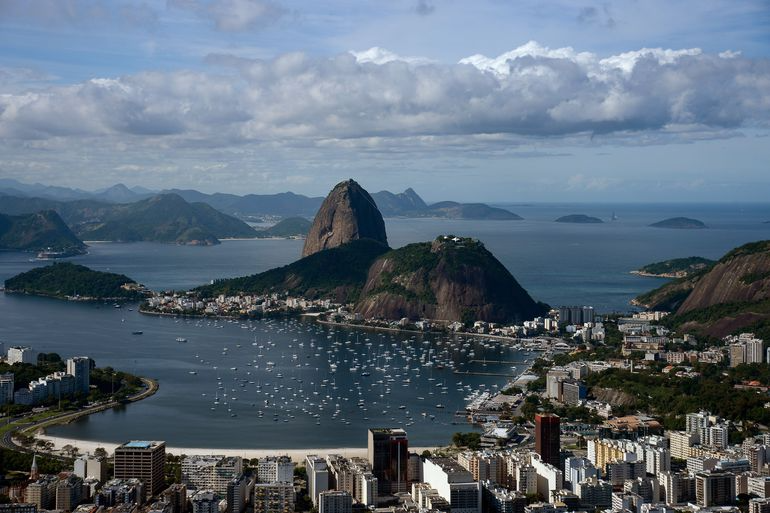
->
xmin=535 ymin=414 xmax=560 ymax=468
xmin=226 ymin=475 xmax=253 ymax=513
xmin=113 ymin=441 xmax=166 ymax=499
xmin=7 ymin=346 xmax=37 ymax=365
xmin=305 ymin=456 xmax=329 ymax=506
xmin=0 ymin=373 xmax=14 ymax=405
xmin=191 ymin=490 xmax=220 ymax=513
xmin=55 ymin=474 xmax=83 ymax=512
xmin=695 ymin=471 xmax=735 ymax=507
xmin=181 ymin=456 xmax=242 ymax=494
xmin=160 ymin=484 xmax=188 ymax=513
xmin=422 ymin=457 xmax=481 ymax=513
xmin=318 ymin=491 xmax=352 ymax=513
xmin=66 ymin=357 xmax=92 ymax=395
xmin=367 ymin=428 xmax=408 ymax=494
xmin=26 ymin=476 xmax=58 ymax=510
xmin=257 ymin=456 xmax=294 ymax=484
xmin=252 ymin=482 xmax=294 ymax=513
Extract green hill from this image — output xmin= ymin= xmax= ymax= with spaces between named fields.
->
xmin=4 ymin=262 xmax=144 ymax=300
xmin=255 ymin=217 xmax=312 ymax=238
xmin=650 ymin=217 xmax=707 ymax=229
xmin=0 ymin=210 xmax=86 ymax=253
xmin=634 ymin=256 xmax=715 ymax=278
xmin=198 ymin=239 xmax=390 ymax=302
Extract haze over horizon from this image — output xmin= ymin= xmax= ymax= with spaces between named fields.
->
xmin=1 ymin=0 xmax=769 ymax=202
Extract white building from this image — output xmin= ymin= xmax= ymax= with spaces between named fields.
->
xmin=531 ymin=454 xmax=564 ymax=501
xmin=191 ymin=490 xmax=221 ymax=513
xmin=422 ymin=457 xmax=481 ymax=513
xmin=257 ymin=456 xmax=294 ymax=483
xmin=7 ymin=346 xmax=37 ymax=365
xmin=181 ymin=456 xmax=243 ymax=494
xmin=66 ymin=356 xmax=91 ymax=395
xmin=306 ymin=455 xmax=329 ymax=506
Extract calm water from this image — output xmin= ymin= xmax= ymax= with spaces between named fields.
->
xmin=0 ymin=202 xmax=768 ymax=448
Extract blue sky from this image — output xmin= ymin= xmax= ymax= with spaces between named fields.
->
xmin=0 ymin=0 xmax=769 ymax=202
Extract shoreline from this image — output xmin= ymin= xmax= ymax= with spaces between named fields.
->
xmin=35 ymin=433 xmax=440 ymax=463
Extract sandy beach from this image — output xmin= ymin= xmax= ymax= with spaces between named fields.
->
xmin=36 ymin=433 xmax=439 ymax=463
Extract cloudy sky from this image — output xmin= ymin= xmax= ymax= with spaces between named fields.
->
xmin=0 ymin=0 xmax=769 ymax=202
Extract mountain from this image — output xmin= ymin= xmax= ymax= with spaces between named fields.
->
xmin=355 ymin=236 xmax=548 ymax=323
xmin=555 ymin=214 xmax=603 ymax=224
xmin=0 ymin=193 xmax=256 ymax=245
xmin=423 ymin=201 xmax=522 ymax=220
xmin=255 ymin=217 xmax=312 ymax=238
xmin=634 ymin=240 xmax=770 ymax=337
xmin=0 ymin=179 xmax=92 ymax=201
xmin=164 ymin=189 xmax=324 ymax=218
xmin=92 ymin=183 xmax=153 ymax=203
xmin=633 ymin=257 xmax=715 ymax=278
xmin=0 ymin=211 xmax=86 ymax=253
xmin=4 ymin=262 xmax=144 ymax=300
xmin=370 ymin=188 xmax=428 ymax=216
xmin=198 ymin=239 xmax=390 ymax=303
xmin=302 ymin=179 xmax=388 ymax=258
xmin=650 ymin=217 xmax=707 ymax=229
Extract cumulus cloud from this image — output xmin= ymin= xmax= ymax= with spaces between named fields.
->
xmin=168 ymin=0 xmax=285 ymax=32
xmin=0 ymin=42 xmax=768 ymax=148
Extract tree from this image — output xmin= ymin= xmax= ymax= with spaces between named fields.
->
xmin=94 ymin=447 xmax=108 ymax=458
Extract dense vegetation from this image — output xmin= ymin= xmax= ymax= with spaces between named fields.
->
xmin=197 ymin=239 xmax=390 ymax=301
xmin=452 ymin=432 xmax=482 ymax=449
xmin=0 ymin=210 xmax=85 ymax=252
xmin=255 ymin=217 xmax=312 ymax=238
xmin=636 ymin=256 xmax=715 ymax=277
xmin=4 ymin=262 xmax=143 ymax=300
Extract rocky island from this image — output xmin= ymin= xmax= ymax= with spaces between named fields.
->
xmin=554 ymin=214 xmax=603 ymax=224
xmin=632 ymin=256 xmax=715 ymax=278
xmin=649 ymin=217 xmax=707 ymax=229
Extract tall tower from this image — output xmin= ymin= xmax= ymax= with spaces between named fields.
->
xmin=66 ymin=357 xmax=92 ymax=395
xmin=114 ymin=441 xmax=166 ymax=499
xmin=368 ymin=428 xmax=408 ymax=494
xmin=535 ymin=413 xmax=561 ymax=468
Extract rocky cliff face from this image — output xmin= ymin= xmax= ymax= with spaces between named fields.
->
xmin=302 ymin=179 xmax=388 ymax=257
xmin=355 ymin=236 xmax=546 ymax=323
xmin=677 ymin=241 xmax=770 ymax=314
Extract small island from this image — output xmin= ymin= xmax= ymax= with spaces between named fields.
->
xmin=554 ymin=214 xmax=603 ymax=224
xmin=4 ymin=262 xmax=148 ymax=301
xmin=650 ymin=217 xmax=707 ymax=229
xmin=255 ymin=217 xmax=312 ymax=238
xmin=632 ymin=256 xmax=715 ymax=278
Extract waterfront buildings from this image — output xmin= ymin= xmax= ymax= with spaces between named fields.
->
xmin=422 ymin=457 xmax=481 ymax=513
xmin=256 ymin=456 xmax=294 ymax=484
xmin=181 ymin=455 xmax=243 ymax=494
xmin=7 ymin=346 xmax=37 ymax=365
xmin=66 ymin=357 xmax=92 ymax=395
xmin=306 ymin=455 xmax=329 ymax=506
xmin=113 ymin=441 xmax=166 ymax=499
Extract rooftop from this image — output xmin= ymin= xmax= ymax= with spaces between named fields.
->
xmin=119 ymin=441 xmax=165 ymax=449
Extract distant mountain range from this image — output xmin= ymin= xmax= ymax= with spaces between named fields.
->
xmin=0 ymin=193 xmax=256 ymax=245
xmin=0 ymin=210 xmax=86 ymax=253
xmin=0 ymin=179 xmax=521 ymax=220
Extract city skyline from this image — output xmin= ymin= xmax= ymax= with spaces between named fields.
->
xmin=0 ymin=1 xmax=769 ymax=201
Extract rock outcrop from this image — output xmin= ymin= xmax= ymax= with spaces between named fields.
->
xmin=355 ymin=236 xmax=547 ymax=323
xmin=302 ymin=179 xmax=388 ymax=257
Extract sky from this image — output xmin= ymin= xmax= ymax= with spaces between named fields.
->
xmin=0 ymin=0 xmax=769 ymax=202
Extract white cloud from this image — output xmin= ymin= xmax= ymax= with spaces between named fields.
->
xmin=167 ymin=0 xmax=285 ymax=32
xmin=0 ymin=42 xmax=768 ymax=150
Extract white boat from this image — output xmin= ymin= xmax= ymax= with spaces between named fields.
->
xmin=176 ymin=337 xmax=187 ymax=343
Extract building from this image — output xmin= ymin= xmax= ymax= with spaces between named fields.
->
xmin=7 ymin=346 xmax=37 ymax=365
xmin=191 ymin=490 xmax=220 ymax=513
xmin=574 ymin=477 xmax=612 ymax=508
xmin=181 ymin=455 xmax=243 ymax=494
xmin=95 ymin=478 xmax=145 ymax=507
xmin=0 ymin=373 xmax=14 ymax=405
xmin=74 ymin=456 xmax=108 ymax=482
xmin=695 ymin=471 xmax=735 ymax=507
xmin=306 ymin=455 xmax=329 ymax=506
xmin=252 ymin=482 xmax=295 ymax=513
xmin=367 ymin=428 xmax=408 ymax=495
xmin=750 ymin=498 xmax=770 ymax=513
xmin=318 ymin=490 xmax=352 ymax=513
xmin=0 ymin=505 xmax=37 ymax=513
xmin=748 ymin=476 xmax=770 ymax=499
xmin=55 ymin=474 xmax=84 ymax=512
xmin=422 ymin=457 xmax=481 ymax=513
xmin=66 ymin=357 xmax=92 ymax=395
xmin=25 ymin=476 xmax=58 ymax=510
xmin=160 ymin=484 xmax=188 ymax=513
xmin=530 ymin=454 xmax=564 ymax=501
xmin=257 ymin=456 xmax=294 ymax=484
xmin=457 ymin=452 xmax=505 ymax=484
xmin=113 ymin=441 xmax=166 ymax=499
xmin=226 ymin=474 xmax=253 ymax=513
xmin=535 ymin=414 xmax=561 ymax=468
xmin=481 ymin=482 xmax=526 ymax=513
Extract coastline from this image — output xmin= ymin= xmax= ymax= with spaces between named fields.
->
xmin=35 ymin=434 xmax=439 ymax=463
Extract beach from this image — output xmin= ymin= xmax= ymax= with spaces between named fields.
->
xmin=35 ymin=433 xmax=439 ymax=463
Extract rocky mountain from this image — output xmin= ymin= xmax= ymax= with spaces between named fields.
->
xmin=555 ymin=214 xmax=603 ymax=224
xmin=635 ymin=240 xmax=770 ymax=337
xmin=198 ymin=239 xmax=390 ymax=303
xmin=650 ymin=217 xmax=707 ymax=229
xmin=0 ymin=211 xmax=86 ymax=253
xmin=0 ymin=193 xmax=256 ymax=245
xmin=355 ymin=236 xmax=547 ymax=323
xmin=302 ymin=179 xmax=388 ymax=258
xmin=370 ymin=188 xmax=428 ymax=216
